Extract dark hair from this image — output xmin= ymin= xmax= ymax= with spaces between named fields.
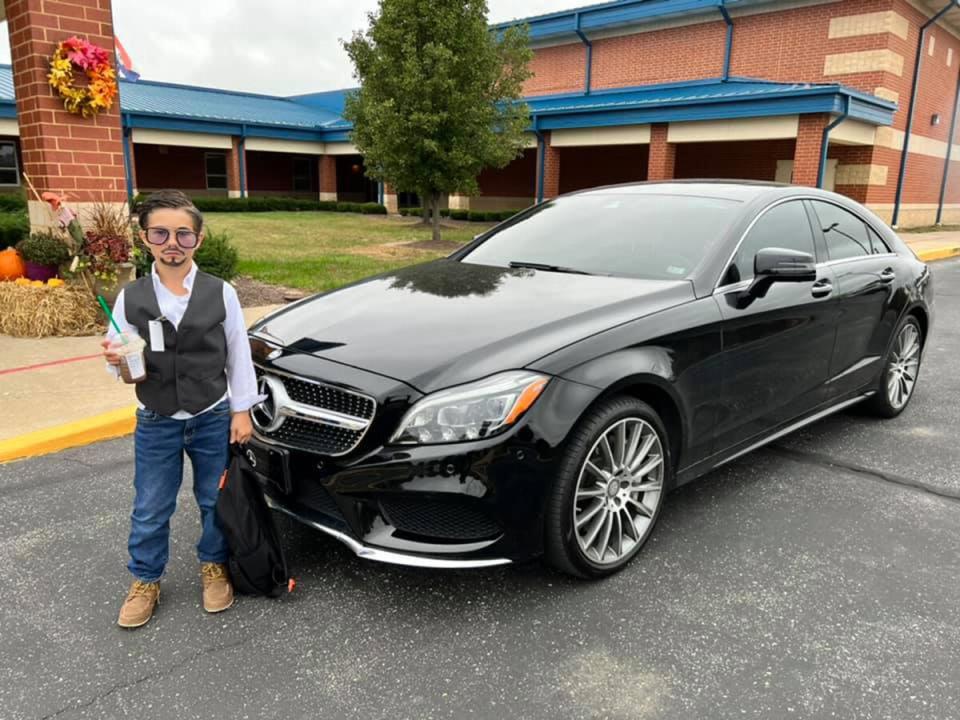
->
xmin=136 ymin=190 xmax=203 ymax=232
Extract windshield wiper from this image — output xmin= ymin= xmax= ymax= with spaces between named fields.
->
xmin=508 ymin=260 xmax=593 ymax=275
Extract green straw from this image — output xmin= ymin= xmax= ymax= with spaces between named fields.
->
xmin=97 ymin=294 xmax=128 ymax=345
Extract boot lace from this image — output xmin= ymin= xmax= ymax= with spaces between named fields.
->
xmin=128 ymin=580 xmax=158 ymax=598
xmin=201 ymin=563 xmax=226 ymax=583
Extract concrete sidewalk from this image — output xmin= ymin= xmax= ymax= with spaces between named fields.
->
xmin=0 ymin=305 xmax=281 ymax=462
xmin=900 ymin=230 xmax=960 ymax=263
xmin=1 ymin=231 xmax=958 ymax=463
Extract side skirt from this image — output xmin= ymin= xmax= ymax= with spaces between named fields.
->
xmin=675 ymin=391 xmax=874 ymax=486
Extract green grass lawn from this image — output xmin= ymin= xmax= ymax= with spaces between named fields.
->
xmin=204 ymin=211 xmax=492 ymax=292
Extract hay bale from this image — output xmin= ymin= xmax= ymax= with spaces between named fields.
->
xmin=0 ymin=282 xmax=103 ymax=337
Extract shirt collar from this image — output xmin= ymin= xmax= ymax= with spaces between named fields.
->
xmin=151 ymin=261 xmax=198 ymax=294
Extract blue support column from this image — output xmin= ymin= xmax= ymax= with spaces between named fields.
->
xmin=534 ymin=120 xmax=546 ymax=204
xmin=893 ymin=1 xmax=957 ymax=227
xmin=936 ymin=68 xmax=960 ymax=225
xmin=121 ymin=115 xmax=135 ymax=202
xmin=238 ymin=125 xmax=248 ymax=199
xmin=719 ymin=1 xmax=733 ymax=82
xmin=818 ymin=99 xmax=849 ymax=189
xmin=574 ymin=13 xmax=592 ymax=95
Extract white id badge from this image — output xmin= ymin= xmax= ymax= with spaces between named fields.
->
xmin=148 ymin=320 xmax=165 ymax=352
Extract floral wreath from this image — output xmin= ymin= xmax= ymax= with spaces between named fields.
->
xmin=48 ymin=37 xmax=118 ymax=118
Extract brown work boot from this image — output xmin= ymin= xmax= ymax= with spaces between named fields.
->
xmin=117 ymin=579 xmax=160 ymax=628
xmin=200 ymin=562 xmax=234 ymax=613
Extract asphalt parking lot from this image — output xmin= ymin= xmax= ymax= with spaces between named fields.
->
xmin=2 ymin=258 xmax=959 ymax=720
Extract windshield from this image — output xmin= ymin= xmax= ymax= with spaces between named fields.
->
xmin=461 ymin=193 xmax=741 ymax=280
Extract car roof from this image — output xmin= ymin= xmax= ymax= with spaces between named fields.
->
xmin=573 ymin=180 xmax=796 ymax=203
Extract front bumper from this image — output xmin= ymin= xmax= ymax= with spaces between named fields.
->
xmin=253 ymin=426 xmax=558 ymax=566
xmin=248 ymin=347 xmax=602 ymax=568
xmin=264 ymin=494 xmax=512 ymax=569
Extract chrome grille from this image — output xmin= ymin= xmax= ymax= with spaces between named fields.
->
xmin=278 ymin=373 xmax=375 ymax=420
xmin=253 ymin=366 xmax=376 ymax=456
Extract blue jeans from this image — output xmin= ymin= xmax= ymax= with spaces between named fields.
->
xmin=128 ymin=400 xmax=232 ymax=582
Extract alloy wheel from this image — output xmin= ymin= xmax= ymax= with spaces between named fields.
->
xmin=572 ymin=417 xmax=664 ymax=565
xmin=887 ymin=323 xmax=921 ymax=410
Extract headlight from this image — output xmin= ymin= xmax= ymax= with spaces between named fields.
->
xmin=390 ymin=371 xmax=550 ymax=445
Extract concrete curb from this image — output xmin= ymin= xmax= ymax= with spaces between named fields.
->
xmin=916 ymin=246 xmax=960 ymax=263
xmin=0 ymin=405 xmax=136 ymax=464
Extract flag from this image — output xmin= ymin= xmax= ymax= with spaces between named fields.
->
xmin=115 ymin=37 xmax=140 ymax=82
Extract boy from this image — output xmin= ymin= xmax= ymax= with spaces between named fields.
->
xmin=102 ymin=190 xmax=262 ymax=628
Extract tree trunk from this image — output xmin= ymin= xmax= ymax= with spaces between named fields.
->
xmin=431 ymin=192 xmax=441 ymax=243
xmin=420 ymin=194 xmax=431 ymax=225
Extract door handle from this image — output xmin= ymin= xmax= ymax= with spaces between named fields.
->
xmin=879 ymin=268 xmax=896 ymax=284
xmin=811 ymin=279 xmax=833 ymax=298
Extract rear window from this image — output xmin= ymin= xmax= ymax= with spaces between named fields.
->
xmin=461 ymin=193 xmax=741 ymax=280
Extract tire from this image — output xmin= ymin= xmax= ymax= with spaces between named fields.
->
xmin=545 ymin=396 xmax=672 ymax=579
xmin=867 ymin=314 xmax=923 ymax=419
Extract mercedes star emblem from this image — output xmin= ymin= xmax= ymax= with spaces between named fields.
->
xmin=251 ymin=375 xmax=287 ymax=433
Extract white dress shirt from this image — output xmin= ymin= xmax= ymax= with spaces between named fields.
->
xmin=106 ymin=262 xmax=264 ymax=419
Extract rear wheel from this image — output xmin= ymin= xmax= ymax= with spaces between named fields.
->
xmin=545 ymin=396 xmax=670 ymax=579
xmin=867 ymin=314 xmax=923 ymax=418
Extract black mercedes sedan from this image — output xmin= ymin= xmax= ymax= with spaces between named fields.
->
xmin=246 ymin=181 xmax=933 ymax=578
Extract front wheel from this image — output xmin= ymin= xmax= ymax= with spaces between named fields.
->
xmin=545 ymin=397 xmax=671 ymax=579
xmin=867 ymin=315 xmax=923 ymax=418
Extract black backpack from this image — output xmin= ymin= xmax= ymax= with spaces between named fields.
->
xmin=216 ymin=444 xmax=294 ymax=598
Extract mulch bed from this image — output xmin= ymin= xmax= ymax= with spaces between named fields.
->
xmin=232 ymin=275 xmax=306 ymax=308
xmin=404 ymin=239 xmax=466 ymax=253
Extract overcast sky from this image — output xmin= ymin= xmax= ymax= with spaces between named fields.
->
xmin=0 ymin=0 xmax=575 ymax=95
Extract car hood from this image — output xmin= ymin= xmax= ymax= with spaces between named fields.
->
xmin=251 ymin=259 xmax=694 ymax=393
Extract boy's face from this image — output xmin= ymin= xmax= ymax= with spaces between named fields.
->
xmin=140 ymin=207 xmax=204 ymax=269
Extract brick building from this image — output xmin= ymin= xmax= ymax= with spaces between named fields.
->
xmin=1 ymin=0 xmax=959 ymax=228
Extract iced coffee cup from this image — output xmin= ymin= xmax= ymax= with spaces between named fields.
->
xmin=112 ymin=334 xmax=147 ymax=384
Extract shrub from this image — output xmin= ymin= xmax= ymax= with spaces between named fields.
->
xmin=0 ymin=194 xmax=27 ymax=212
xmin=0 ymin=211 xmax=29 ymax=249
xmin=131 ymin=235 xmax=153 ymax=278
xmin=195 ymin=229 xmax=239 ymax=281
xmin=186 ymin=195 xmax=388 ymax=215
xmin=449 ymin=209 xmax=469 ymax=221
xmin=17 ymin=231 xmax=72 ymax=266
xmin=359 ymin=203 xmax=388 ymax=214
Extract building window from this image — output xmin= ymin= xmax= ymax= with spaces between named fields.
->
xmin=205 ymin=152 xmax=228 ymax=190
xmin=293 ymin=157 xmax=311 ymax=192
xmin=0 ymin=142 xmax=20 ymax=186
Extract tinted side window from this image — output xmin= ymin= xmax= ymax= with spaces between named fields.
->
xmin=725 ymin=201 xmax=815 ymax=284
xmin=867 ymin=225 xmax=891 ymax=254
xmin=811 ymin=201 xmax=872 ymax=261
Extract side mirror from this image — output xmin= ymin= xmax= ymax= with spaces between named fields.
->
xmin=732 ymin=248 xmax=817 ymax=308
xmin=754 ymin=247 xmax=816 ymax=281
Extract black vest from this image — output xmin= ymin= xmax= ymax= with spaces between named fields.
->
xmin=124 ymin=270 xmax=228 ymax=416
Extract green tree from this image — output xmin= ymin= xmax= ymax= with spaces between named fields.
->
xmin=343 ymin=0 xmax=532 ymax=242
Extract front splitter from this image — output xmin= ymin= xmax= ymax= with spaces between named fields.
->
xmin=265 ymin=495 xmax=513 ymax=570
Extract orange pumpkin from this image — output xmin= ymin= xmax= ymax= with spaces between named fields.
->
xmin=0 ymin=247 xmax=25 ymax=281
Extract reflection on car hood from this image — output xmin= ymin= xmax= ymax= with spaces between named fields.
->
xmin=251 ymin=259 xmax=694 ymax=393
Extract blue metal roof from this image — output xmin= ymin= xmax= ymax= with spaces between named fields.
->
xmin=117 ymin=78 xmax=343 ymax=129
xmin=0 ymin=65 xmax=345 ymax=133
xmin=493 ymin=0 xmax=747 ymax=41
xmin=527 ymin=77 xmax=897 ymax=129
xmin=0 ymin=67 xmax=896 ymax=139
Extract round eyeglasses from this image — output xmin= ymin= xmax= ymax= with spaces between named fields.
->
xmin=144 ymin=227 xmax=200 ymax=249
